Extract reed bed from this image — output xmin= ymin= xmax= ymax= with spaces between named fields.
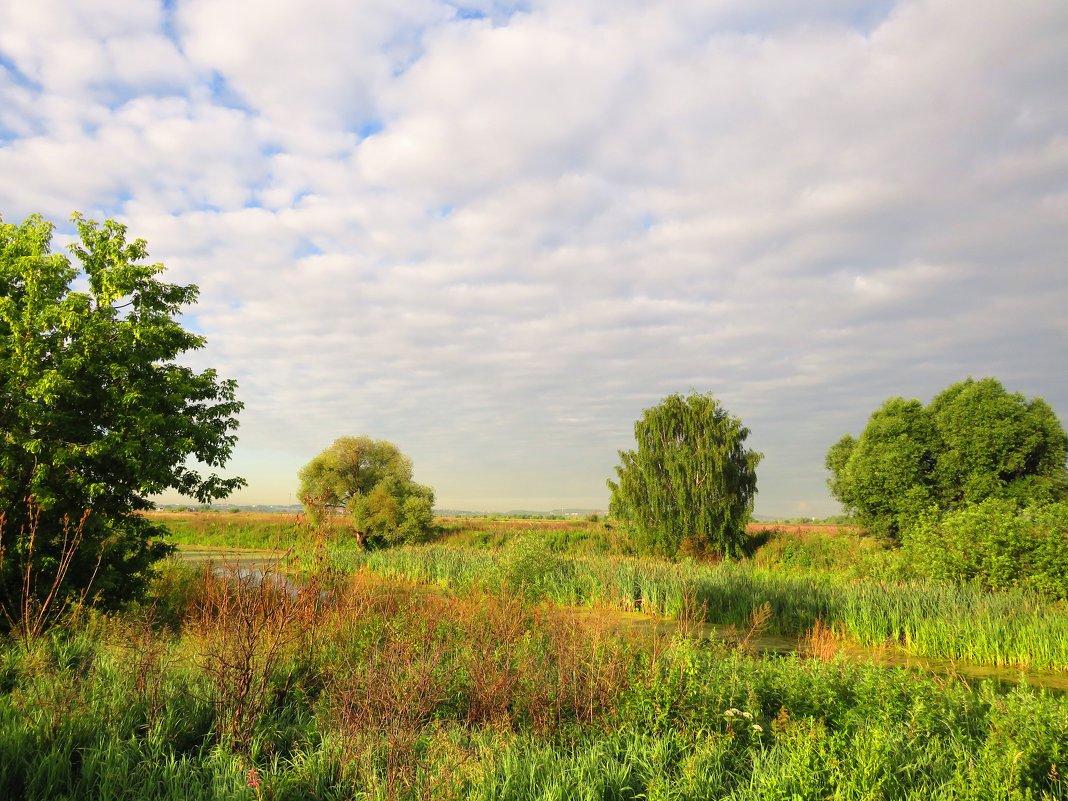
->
xmin=1 ymin=559 xmax=1066 ymax=800
xmin=362 ymin=543 xmax=1068 ymax=671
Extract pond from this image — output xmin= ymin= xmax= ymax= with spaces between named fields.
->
xmin=177 ymin=546 xmax=1068 ymax=694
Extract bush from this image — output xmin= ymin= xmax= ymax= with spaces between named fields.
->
xmin=905 ymin=499 xmax=1068 ymax=598
xmin=502 ymin=537 xmax=569 ymax=600
xmin=1024 ymin=502 xmax=1068 ymax=598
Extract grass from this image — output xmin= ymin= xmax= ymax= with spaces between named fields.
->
xmin=148 ymin=511 xmax=310 ymax=550
xmin=353 ymin=537 xmax=1068 ymax=671
xmin=1 ymin=558 xmax=1067 ymax=800
xmin=11 ymin=511 xmax=1057 ymax=799
xmin=151 ymin=513 xmax=1068 ymax=671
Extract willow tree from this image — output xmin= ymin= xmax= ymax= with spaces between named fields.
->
xmin=608 ymin=392 xmax=761 ymax=557
xmin=298 ymin=436 xmax=435 ymax=546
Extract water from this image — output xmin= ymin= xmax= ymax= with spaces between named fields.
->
xmin=566 ymin=605 xmax=1068 ymax=694
xmin=178 ymin=547 xmax=1068 ymax=695
xmin=176 ymin=548 xmax=284 ymax=569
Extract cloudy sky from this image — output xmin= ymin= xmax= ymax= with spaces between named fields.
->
xmin=2 ymin=0 xmax=1066 ymax=514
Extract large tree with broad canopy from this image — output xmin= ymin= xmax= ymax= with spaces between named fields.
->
xmin=0 ymin=213 xmax=244 ymax=626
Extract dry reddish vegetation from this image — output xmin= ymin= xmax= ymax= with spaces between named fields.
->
xmin=746 ymin=523 xmax=855 ymax=536
xmin=437 ymin=516 xmax=595 ymax=533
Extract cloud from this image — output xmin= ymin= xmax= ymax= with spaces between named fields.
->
xmin=1 ymin=0 xmax=1065 ymax=514
xmin=176 ymin=0 xmax=450 ymax=148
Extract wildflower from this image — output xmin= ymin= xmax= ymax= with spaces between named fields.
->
xmin=752 ymin=724 xmax=763 ymax=733
xmin=742 ymin=711 xmax=753 ymax=720
xmin=246 ymin=768 xmax=261 ymax=789
xmin=724 ymin=708 xmax=741 ymax=718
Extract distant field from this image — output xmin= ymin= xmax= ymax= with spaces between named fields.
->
xmin=747 ymin=521 xmax=854 ymax=535
xmin=150 ymin=510 xmax=857 ymax=560
xmin=153 ymin=510 xmax=618 ymax=551
xmin=437 ymin=515 xmax=598 ymax=533
xmin=147 ymin=509 xmax=305 ymax=549
xmin=151 ymin=510 xmax=853 ymax=537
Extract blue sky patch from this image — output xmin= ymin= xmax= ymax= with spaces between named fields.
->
xmin=0 ymin=52 xmax=41 ymax=92
xmin=358 ymin=120 xmax=385 ymax=139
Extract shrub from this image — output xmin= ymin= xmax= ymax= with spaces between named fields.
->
xmin=905 ymin=499 xmax=1068 ymax=598
xmin=502 ymin=537 xmax=568 ymax=600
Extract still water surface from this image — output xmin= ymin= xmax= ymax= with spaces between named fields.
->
xmin=178 ymin=547 xmax=1068 ymax=695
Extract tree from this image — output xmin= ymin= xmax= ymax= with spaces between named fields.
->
xmin=0 ymin=213 xmax=244 ymax=624
xmin=607 ymin=392 xmax=762 ymax=558
xmin=297 ymin=436 xmax=435 ymax=546
xmin=824 ymin=398 xmax=937 ymax=540
xmin=827 ymin=378 xmax=1068 ymax=540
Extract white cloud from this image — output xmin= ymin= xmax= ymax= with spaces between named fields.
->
xmin=1 ymin=0 xmax=1066 ymax=514
xmin=176 ymin=0 xmax=450 ymax=145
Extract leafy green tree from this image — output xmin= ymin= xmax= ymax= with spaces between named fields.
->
xmin=298 ymin=436 xmax=435 ymax=546
xmin=824 ymin=398 xmax=937 ymax=540
xmin=928 ymin=378 xmax=1068 ymax=507
xmin=607 ymin=392 xmax=761 ymax=557
xmin=827 ymin=378 xmax=1068 ymax=540
xmin=0 ymin=213 xmax=244 ymax=623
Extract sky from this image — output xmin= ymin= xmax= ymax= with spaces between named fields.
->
xmin=1 ymin=0 xmax=1066 ymax=515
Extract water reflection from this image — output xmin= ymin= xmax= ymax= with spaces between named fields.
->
xmin=177 ymin=548 xmax=1068 ymax=695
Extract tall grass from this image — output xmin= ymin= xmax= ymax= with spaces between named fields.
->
xmin=1 ymin=559 xmax=1066 ymax=800
xmin=361 ymin=543 xmax=1068 ymax=671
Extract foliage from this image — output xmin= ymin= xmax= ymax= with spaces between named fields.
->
xmin=297 ymin=436 xmax=435 ymax=546
xmin=2 ymin=564 xmax=1068 ymax=800
xmin=608 ymin=392 xmax=761 ymax=557
xmin=827 ymin=378 xmax=1068 ymax=540
xmin=364 ymin=541 xmax=1068 ymax=670
xmin=905 ymin=498 xmax=1068 ymax=598
xmin=0 ymin=213 xmax=244 ymax=621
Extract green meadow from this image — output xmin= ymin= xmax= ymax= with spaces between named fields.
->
xmin=2 ymin=511 xmax=1067 ymax=800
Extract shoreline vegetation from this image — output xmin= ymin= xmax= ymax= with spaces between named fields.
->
xmin=157 ymin=511 xmax=1068 ymax=673
xmin=2 ymin=511 xmax=1066 ymax=799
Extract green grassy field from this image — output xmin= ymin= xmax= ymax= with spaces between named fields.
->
xmin=2 ymin=561 xmax=1067 ymax=800
xmin=3 ymin=511 xmax=1065 ymax=799
xmin=150 ymin=510 xmax=308 ymax=550
xmin=156 ymin=511 xmax=1068 ymax=671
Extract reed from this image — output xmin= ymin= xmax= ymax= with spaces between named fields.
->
xmin=361 ymin=544 xmax=1068 ymax=670
xmin=1 ymin=561 xmax=1066 ymax=800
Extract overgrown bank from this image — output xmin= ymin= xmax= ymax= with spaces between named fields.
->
xmin=1 ymin=561 xmax=1066 ymax=800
